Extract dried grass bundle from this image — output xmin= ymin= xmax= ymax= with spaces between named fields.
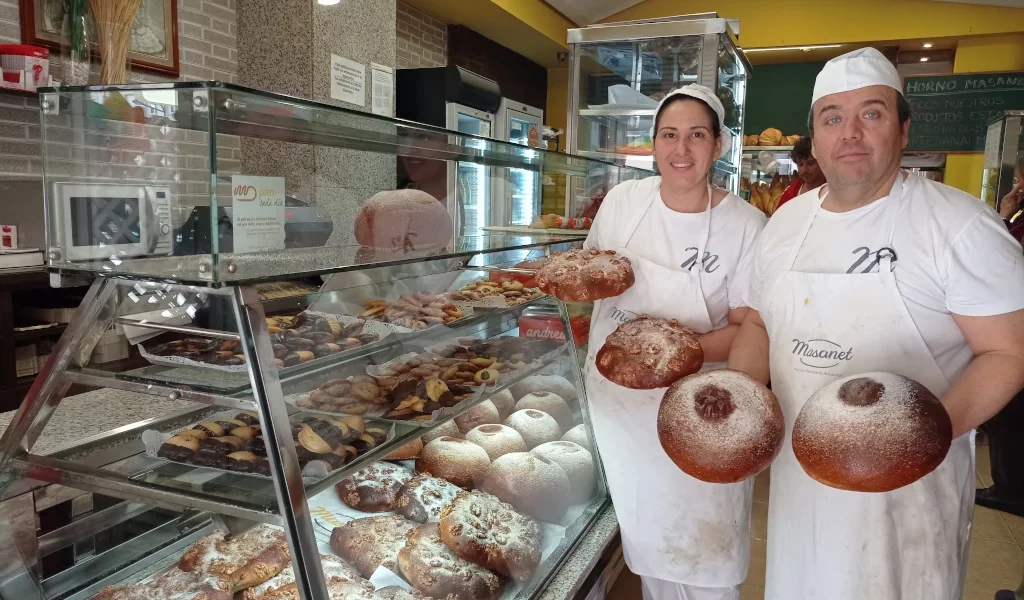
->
xmin=88 ymin=0 xmax=142 ymax=84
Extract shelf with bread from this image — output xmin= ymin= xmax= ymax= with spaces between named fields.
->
xmin=0 ymin=80 xmax=638 ymax=600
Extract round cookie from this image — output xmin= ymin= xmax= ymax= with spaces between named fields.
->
xmin=536 ymin=248 xmax=635 ymax=302
xmin=397 ymin=523 xmax=503 ymax=600
xmin=454 ymin=400 xmax=501 ymax=433
xmin=480 ymin=452 xmax=571 ymax=523
xmin=439 ymin=490 xmax=543 ymax=582
xmin=561 ymin=424 xmax=591 ymax=453
xmin=792 ymin=372 xmax=953 ymax=493
xmin=596 ymin=315 xmax=704 ymax=389
xmin=393 ymin=475 xmax=462 ymax=523
xmin=335 ymin=462 xmax=415 ymax=512
xmin=416 ymin=436 xmax=491 ymax=488
xmin=532 ymin=441 xmax=596 ymax=504
xmin=504 ymin=409 xmax=561 ymax=449
xmin=658 ymin=369 xmax=784 ymax=484
xmin=465 ymin=424 xmax=528 ymax=461
xmin=515 ymin=392 xmax=574 ymax=431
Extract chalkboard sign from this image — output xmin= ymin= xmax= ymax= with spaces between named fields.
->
xmin=904 ymin=72 xmax=1024 ymax=152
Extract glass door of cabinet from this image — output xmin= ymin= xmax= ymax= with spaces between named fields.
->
xmin=495 ymin=100 xmax=544 ymax=226
xmin=446 ymin=103 xmax=495 ymax=242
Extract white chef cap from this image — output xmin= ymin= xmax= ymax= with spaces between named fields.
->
xmin=812 ymin=48 xmax=902 ymax=104
xmin=653 ymin=84 xmax=732 ymax=158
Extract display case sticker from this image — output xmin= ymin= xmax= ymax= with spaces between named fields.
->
xmin=331 ymin=54 xmax=366 ymax=107
xmin=231 ymin=175 xmax=286 ymax=254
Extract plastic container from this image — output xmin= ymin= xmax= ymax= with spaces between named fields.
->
xmin=0 ymin=45 xmax=49 ymax=90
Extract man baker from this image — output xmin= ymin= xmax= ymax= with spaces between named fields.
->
xmin=729 ymin=47 xmax=1024 ymax=599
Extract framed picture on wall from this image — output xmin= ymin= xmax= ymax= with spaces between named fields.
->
xmin=19 ymin=0 xmax=180 ymax=77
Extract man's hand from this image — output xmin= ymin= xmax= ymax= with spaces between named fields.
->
xmin=727 ymin=308 xmax=771 ymax=384
xmin=945 ymin=309 xmax=1024 ymax=438
xmin=999 ymin=184 xmax=1022 ymax=220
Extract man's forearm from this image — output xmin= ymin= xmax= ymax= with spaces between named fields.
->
xmin=942 ymin=351 xmax=1024 ymax=438
xmin=727 ymin=315 xmax=771 ymax=384
xmin=698 ymin=324 xmax=740 ymax=364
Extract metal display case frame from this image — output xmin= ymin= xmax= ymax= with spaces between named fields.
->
xmin=984 ymin=111 xmax=1023 ymax=211
xmin=0 ymin=81 xmax=648 ymax=600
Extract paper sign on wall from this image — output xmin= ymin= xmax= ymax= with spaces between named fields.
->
xmin=231 ymin=175 xmax=286 ymax=253
xmin=331 ymin=54 xmax=365 ymax=107
xmin=370 ymin=62 xmax=394 ymax=117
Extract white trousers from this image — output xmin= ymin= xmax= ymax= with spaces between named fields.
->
xmin=640 ymin=577 xmax=741 ymax=600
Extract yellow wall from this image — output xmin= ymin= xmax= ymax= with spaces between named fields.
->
xmin=546 ymin=67 xmax=569 ymax=141
xmin=944 ymin=34 xmax=1024 ymax=198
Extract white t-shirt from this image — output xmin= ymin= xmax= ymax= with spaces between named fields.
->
xmin=750 ymin=173 xmax=1024 ymax=383
xmin=586 ymin=177 xmax=766 ymax=329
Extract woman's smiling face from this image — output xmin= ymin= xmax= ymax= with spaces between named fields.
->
xmin=653 ymin=99 xmax=721 ymax=191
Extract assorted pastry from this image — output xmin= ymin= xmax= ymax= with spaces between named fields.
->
xmin=295 ymin=374 xmax=387 ymax=416
xmin=360 ymin=292 xmax=465 ymax=330
xmin=449 ymin=278 xmax=544 ymax=306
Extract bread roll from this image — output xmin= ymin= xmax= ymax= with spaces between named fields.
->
xmin=510 ymin=375 xmax=578 ymax=406
xmin=422 ymin=420 xmax=461 ymax=444
xmin=658 ymin=369 xmax=784 ymax=483
xmin=561 ymin=424 xmax=591 ymax=452
xmin=465 ymin=424 xmax=527 ymax=461
xmin=489 ymin=389 xmax=517 ymax=420
xmin=532 ymin=441 xmax=596 ymax=504
xmin=596 ymin=315 xmax=704 ymax=389
xmin=758 ymin=127 xmax=783 ymax=146
xmin=792 ymin=372 xmax=953 ymax=492
xmin=536 ymin=249 xmax=634 ymax=302
xmin=481 ymin=452 xmax=571 ymax=523
xmin=384 ymin=437 xmax=423 ymax=460
xmin=504 ymin=409 xmax=561 ymax=449
xmin=354 ymin=189 xmax=453 ymax=251
xmin=515 ymin=392 xmax=574 ymax=431
xmin=454 ymin=400 xmax=501 ymax=433
xmin=416 ymin=436 xmax=491 ymax=488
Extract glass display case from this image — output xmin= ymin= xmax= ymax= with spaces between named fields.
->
xmin=983 ymin=111 xmax=1023 ymax=211
xmin=0 ymin=81 xmax=649 ymax=600
xmin=566 ymin=12 xmax=750 ymax=206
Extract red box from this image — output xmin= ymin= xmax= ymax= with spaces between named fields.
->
xmin=519 ymin=314 xmax=590 ymax=346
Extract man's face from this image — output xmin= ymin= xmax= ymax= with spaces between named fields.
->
xmin=811 ymin=85 xmax=908 ymax=187
xmin=795 ymin=156 xmax=823 ymax=182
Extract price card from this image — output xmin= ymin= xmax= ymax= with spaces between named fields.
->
xmin=231 ymin=175 xmax=286 ymax=253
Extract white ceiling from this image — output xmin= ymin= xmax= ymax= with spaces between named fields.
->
xmin=545 ymin=0 xmax=646 ymax=26
xmin=930 ymin=0 xmax=1024 ymax=6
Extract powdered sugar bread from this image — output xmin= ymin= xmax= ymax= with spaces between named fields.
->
xmin=329 ymin=515 xmax=418 ymax=578
xmin=465 ymin=424 xmax=527 ymax=461
xmin=416 ymin=436 xmax=491 ymax=488
xmin=658 ymin=369 xmax=784 ymax=483
xmin=241 ymin=554 xmax=362 ymax=600
xmin=597 ymin=315 xmax=704 ymax=389
xmin=335 ymin=462 xmax=415 ymax=512
xmin=515 ymin=392 xmax=574 ymax=431
xmin=384 ymin=437 xmax=423 ymax=461
xmin=503 ymin=409 xmax=562 ymax=449
xmin=489 ymin=389 xmax=517 ymax=420
xmin=438 ymin=490 xmax=543 ymax=581
xmin=510 ymin=375 xmax=578 ymax=406
xmin=536 ymin=248 xmax=635 ymax=302
xmin=792 ymin=372 xmax=953 ymax=492
xmin=561 ymin=424 xmax=591 ymax=452
xmin=398 ymin=523 xmax=503 ymax=600
xmin=531 ymin=441 xmax=596 ymax=504
xmin=393 ymin=475 xmax=462 ymax=523
xmin=480 ymin=452 xmax=571 ymax=523
xmin=453 ymin=400 xmax=501 ymax=433
xmin=354 ymin=189 xmax=453 ymax=251
xmin=422 ymin=420 xmax=462 ymax=444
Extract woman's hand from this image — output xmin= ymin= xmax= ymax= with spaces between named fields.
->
xmin=999 ymin=184 xmax=1022 ymax=220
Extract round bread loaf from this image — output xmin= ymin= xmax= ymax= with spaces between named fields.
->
xmin=658 ymin=369 xmax=784 ymax=483
xmin=481 ymin=452 xmax=571 ymax=523
xmin=384 ymin=437 xmax=423 ymax=460
xmin=439 ymin=490 xmax=542 ymax=582
xmin=532 ymin=441 xmax=596 ymax=504
xmin=561 ymin=424 xmax=591 ymax=452
xmin=454 ymin=400 xmax=501 ymax=433
xmin=504 ymin=409 xmax=562 ymax=449
xmin=511 ymin=374 xmax=579 ymax=406
xmin=597 ymin=316 xmax=704 ymax=389
xmin=465 ymin=424 xmax=528 ymax=461
xmin=335 ymin=462 xmax=415 ymax=512
xmin=416 ymin=436 xmax=491 ymax=488
xmin=393 ymin=475 xmax=461 ymax=523
xmin=397 ymin=523 xmax=503 ymax=600
xmin=515 ymin=392 xmax=574 ymax=431
xmin=536 ymin=249 xmax=635 ymax=302
xmin=490 ymin=389 xmax=517 ymax=420
xmin=792 ymin=372 xmax=953 ymax=493
xmin=422 ymin=420 xmax=462 ymax=444
xmin=354 ymin=189 xmax=453 ymax=251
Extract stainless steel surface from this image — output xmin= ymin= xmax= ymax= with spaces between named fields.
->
xmin=113 ymin=318 xmax=241 ymax=340
xmin=567 ymin=14 xmax=729 ymax=44
xmin=233 ymin=285 xmax=329 ymax=600
xmin=37 ymin=501 xmax=153 ymax=556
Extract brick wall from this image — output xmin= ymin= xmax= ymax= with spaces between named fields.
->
xmin=0 ymin=0 xmax=238 ymax=179
xmin=396 ymin=2 xmax=445 ymax=69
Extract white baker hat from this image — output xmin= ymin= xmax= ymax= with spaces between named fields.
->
xmin=811 ymin=47 xmax=902 ymax=104
xmin=654 ymin=84 xmax=732 ymax=158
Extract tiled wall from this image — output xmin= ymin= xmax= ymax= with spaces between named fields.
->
xmin=0 ymin=0 xmax=238 ymax=180
xmin=396 ymin=2 xmax=446 ymax=69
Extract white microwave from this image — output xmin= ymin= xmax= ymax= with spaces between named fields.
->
xmin=51 ymin=183 xmax=174 ymax=261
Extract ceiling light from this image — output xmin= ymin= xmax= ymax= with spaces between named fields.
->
xmin=920 ymin=57 xmax=930 ymax=62
xmin=923 ymin=43 xmax=933 ymax=48
xmin=741 ymin=44 xmax=844 ymax=53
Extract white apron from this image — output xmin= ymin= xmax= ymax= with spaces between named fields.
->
xmin=586 ymin=183 xmax=753 ymax=587
xmin=762 ymin=175 xmax=975 ymax=599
